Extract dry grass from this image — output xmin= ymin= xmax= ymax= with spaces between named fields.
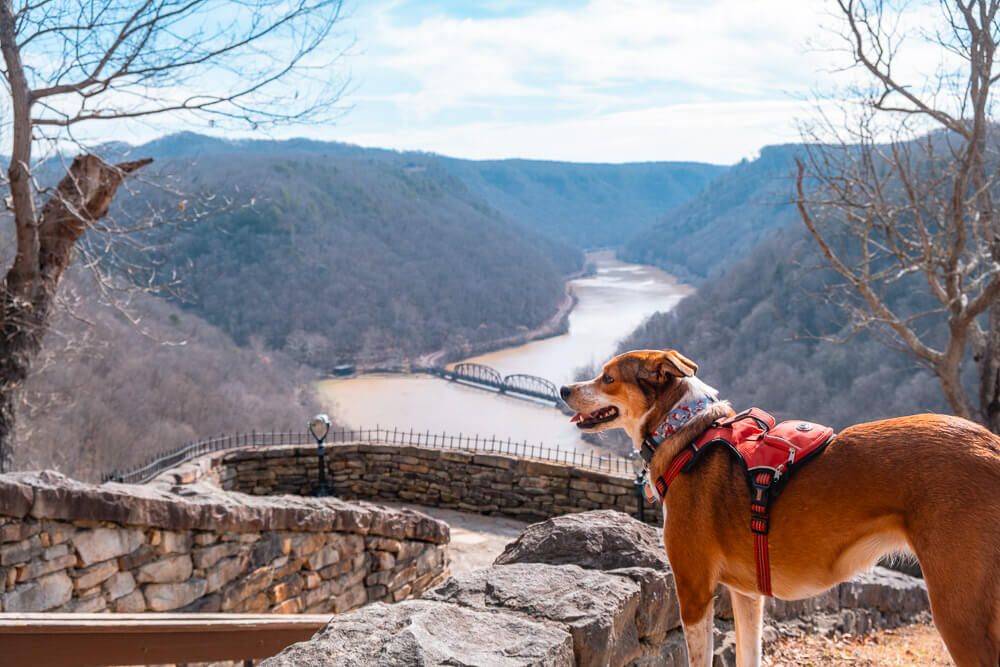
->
xmin=764 ymin=623 xmax=953 ymax=666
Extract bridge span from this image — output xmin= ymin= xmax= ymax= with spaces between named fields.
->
xmin=418 ymin=362 xmax=566 ymax=408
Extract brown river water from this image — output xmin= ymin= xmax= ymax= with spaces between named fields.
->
xmin=317 ymin=251 xmax=691 ymax=455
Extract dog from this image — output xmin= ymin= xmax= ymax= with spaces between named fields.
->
xmin=560 ymin=348 xmax=1000 ymax=667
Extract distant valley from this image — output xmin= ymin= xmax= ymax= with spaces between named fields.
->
xmin=22 ymin=133 xmax=959 ymax=478
xmin=21 ymin=133 xmax=724 ymax=478
xmin=110 ymin=133 xmax=723 ymax=366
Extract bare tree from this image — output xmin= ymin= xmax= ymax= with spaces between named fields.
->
xmin=0 ymin=0 xmax=347 ymax=471
xmin=797 ymin=0 xmax=1000 ymax=431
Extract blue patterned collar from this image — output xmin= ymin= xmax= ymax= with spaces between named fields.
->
xmin=640 ymin=396 xmax=717 ymax=465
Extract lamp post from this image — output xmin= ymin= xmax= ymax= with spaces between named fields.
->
xmin=310 ymin=414 xmax=332 ymax=497
xmin=629 ymin=451 xmax=646 ymax=523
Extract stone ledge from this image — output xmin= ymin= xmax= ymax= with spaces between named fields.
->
xmin=0 ymin=470 xmax=450 ymax=616
xmin=0 ymin=471 xmax=447 ymax=542
xmin=262 ymin=600 xmax=576 ymax=667
xmin=181 ymin=443 xmax=659 ymax=526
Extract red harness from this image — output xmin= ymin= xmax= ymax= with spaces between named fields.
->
xmin=650 ymin=408 xmax=835 ymax=596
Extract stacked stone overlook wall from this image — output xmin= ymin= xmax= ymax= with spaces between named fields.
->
xmin=0 ymin=470 xmax=448 ymax=614
xmin=175 ymin=443 xmax=661 ymax=524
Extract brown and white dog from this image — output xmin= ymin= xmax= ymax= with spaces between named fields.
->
xmin=560 ymin=349 xmax=1000 ymax=667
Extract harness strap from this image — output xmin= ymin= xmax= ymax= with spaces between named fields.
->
xmin=749 ymin=469 xmax=774 ymax=596
xmin=646 ymin=408 xmax=778 ymax=598
xmin=653 ymin=444 xmax=775 ymax=596
xmin=652 ymin=447 xmax=694 ymax=498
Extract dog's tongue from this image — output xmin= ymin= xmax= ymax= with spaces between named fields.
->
xmin=570 ymin=413 xmax=584 ymax=423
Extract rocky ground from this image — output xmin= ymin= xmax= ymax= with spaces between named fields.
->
xmin=386 ymin=504 xmax=953 ymax=666
xmin=263 ymin=510 xmax=935 ymax=666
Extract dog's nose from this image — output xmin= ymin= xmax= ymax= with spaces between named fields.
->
xmin=559 ymin=385 xmax=572 ymax=400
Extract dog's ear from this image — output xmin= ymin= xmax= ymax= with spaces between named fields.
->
xmin=660 ymin=349 xmax=698 ymax=378
xmin=632 ymin=349 xmax=698 ymax=384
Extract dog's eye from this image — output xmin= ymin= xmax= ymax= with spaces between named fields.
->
xmin=602 ymin=374 xmax=614 ymax=385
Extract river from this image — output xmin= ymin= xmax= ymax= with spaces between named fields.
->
xmin=317 ymin=251 xmax=691 ymax=454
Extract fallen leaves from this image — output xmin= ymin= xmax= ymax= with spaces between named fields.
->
xmin=763 ymin=623 xmax=953 ymax=666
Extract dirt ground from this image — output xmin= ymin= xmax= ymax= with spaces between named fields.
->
xmin=391 ymin=503 xmax=954 ymax=665
xmin=765 ymin=622 xmax=953 ymax=666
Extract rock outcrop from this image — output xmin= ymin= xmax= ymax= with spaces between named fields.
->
xmin=0 ymin=471 xmax=449 ymax=614
xmin=495 ymin=509 xmax=668 ymax=570
xmin=262 ymin=600 xmax=577 ymax=667
xmin=265 ymin=510 xmax=930 ymax=666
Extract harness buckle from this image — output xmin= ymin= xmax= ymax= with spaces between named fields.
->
xmin=749 ymin=469 xmax=774 ymax=535
xmin=640 ymin=438 xmax=658 ymax=465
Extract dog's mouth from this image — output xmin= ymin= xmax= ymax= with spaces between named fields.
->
xmin=570 ymin=405 xmax=620 ymax=429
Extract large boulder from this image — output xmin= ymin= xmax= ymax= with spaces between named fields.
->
xmin=261 ymin=600 xmax=575 ymax=667
xmin=493 ymin=510 xmax=681 ymax=642
xmin=425 ymin=563 xmax=643 ymax=667
xmin=494 ymin=510 xmax=666 ymax=571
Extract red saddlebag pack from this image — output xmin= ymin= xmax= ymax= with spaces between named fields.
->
xmin=654 ymin=408 xmax=835 ymax=596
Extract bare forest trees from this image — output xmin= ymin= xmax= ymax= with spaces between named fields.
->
xmin=797 ymin=0 xmax=1000 ymax=431
xmin=0 ymin=0 xmax=346 ymax=471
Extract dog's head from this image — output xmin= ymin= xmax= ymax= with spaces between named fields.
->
xmin=561 ymin=349 xmax=699 ymax=436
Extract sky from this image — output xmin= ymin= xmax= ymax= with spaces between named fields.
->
xmin=26 ymin=0 xmax=952 ymax=166
xmin=324 ymin=0 xmax=841 ymax=164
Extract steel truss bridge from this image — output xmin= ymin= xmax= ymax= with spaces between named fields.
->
xmin=420 ymin=362 xmax=563 ymax=406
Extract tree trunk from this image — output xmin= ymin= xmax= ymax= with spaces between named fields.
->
xmin=0 ymin=290 xmax=48 ymax=472
xmin=979 ymin=306 xmax=1000 ymax=433
xmin=0 ymin=155 xmax=151 ymax=472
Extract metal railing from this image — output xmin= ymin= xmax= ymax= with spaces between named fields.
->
xmin=103 ymin=426 xmax=633 ymax=485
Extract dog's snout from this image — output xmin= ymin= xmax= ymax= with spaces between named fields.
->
xmin=559 ymin=385 xmax=572 ymax=400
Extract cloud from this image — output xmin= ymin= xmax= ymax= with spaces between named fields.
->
xmin=46 ymin=0 xmax=961 ymax=164
xmin=340 ymin=98 xmax=827 ymax=164
xmin=332 ymin=0 xmax=843 ymax=162
xmin=330 ymin=0 xmax=966 ymax=163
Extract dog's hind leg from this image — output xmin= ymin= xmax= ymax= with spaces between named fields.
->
xmin=917 ymin=556 xmax=1000 ymax=666
xmin=729 ymin=588 xmax=763 ymax=667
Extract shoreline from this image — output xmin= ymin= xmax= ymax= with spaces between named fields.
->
xmin=345 ymin=251 xmax=689 ymax=375
xmin=414 ymin=284 xmax=579 ymax=369
xmin=398 ymin=258 xmax=593 ymax=371
xmin=317 ymin=253 xmax=695 ymax=452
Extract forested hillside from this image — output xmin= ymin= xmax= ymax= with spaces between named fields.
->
xmin=16 ymin=269 xmax=318 ymax=481
xmin=621 ymin=145 xmax=799 ymax=282
xmin=115 ymin=136 xmax=586 ymax=366
xmin=618 ymin=226 xmax=953 ymax=429
xmin=136 ymin=133 xmax=725 ymax=252
xmin=445 ymin=159 xmax=725 ymax=248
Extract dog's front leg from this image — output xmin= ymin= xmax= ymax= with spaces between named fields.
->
xmin=676 ymin=581 xmax=715 ymax=667
xmin=681 ymin=605 xmax=714 ymax=666
xmin=729 ymin=588 xmax=764 ymax=667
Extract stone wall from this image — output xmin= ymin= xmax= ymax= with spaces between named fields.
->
xmin=179 ymin=443 xmax=661 ymax=524
xmin=263 ymin=511 xmax=931 ymax=667
xmin=0 ymin=471 xmax=449 ymax=614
